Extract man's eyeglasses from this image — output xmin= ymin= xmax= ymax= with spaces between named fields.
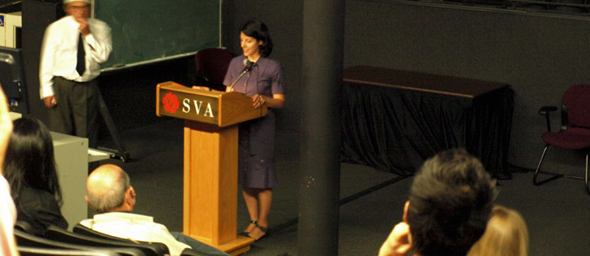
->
xmin=69 ymin=5 xmax=91 ymax=11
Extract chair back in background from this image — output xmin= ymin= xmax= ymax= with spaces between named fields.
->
xmin=194 ymin=48 xmax=234 ymax=91
xmin=562 ymin=84 xmax=590 ymax=128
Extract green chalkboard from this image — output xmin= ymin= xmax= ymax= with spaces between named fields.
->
xmin=95 ymin=0 xmax=220 ymax=68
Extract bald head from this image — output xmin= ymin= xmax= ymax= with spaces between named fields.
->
xmin=86 ymin=164 xmax=134 ymax=213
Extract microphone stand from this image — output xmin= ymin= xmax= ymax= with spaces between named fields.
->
xmin=229 ymin=66 xmax=252 ymax=91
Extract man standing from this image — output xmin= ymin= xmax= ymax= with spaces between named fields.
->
xmin=39 ymin=0 xmax=112 ymax=148
xmin=81 ymin=164 xmax=229 ymax=256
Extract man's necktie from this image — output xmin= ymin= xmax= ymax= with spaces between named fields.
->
xmin=76 ymin=33 xmax=86 ymax=76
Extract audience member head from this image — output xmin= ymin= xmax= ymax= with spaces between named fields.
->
xmin=86 ymin=164 xmax=136 ymax=213
xmin=240 ymin=18 xmax=273 ymax=57
xmin=3 ymin=117 xmax=62 ymax=206
xmin=468 ymin=205 xmax=529 ymax=256
xmin=405 ymin=148 xmax=497 ymax=256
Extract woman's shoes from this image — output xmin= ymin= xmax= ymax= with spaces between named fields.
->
xmin=238 ymin=220 xmax=268 ymax=241
xmin=247 ymin=222 xmax=268 ymax=241
xmin=238 ymin=220 xmax=257 ymax=236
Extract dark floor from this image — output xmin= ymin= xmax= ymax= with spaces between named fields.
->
xmin=97 ymin=118 xmax=590 ymax=256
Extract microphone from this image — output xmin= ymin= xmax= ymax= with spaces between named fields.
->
xmin=243 ymin=58 xmax=251 ymax=71
xmin=229 ymin=59 xmax=256 ymax=91
xmin=243 ymin=58 xmax=257 ymax=72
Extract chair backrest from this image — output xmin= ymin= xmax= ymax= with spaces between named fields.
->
xmin=74 ymin=224 xmax=172 ymax=255
xmin=194 ymin=48 xmax=233 ymax=91
xmin=15 ymin=220 xmax=35 ymax=234
xmin=562 ymin=84 xmax=590 ymax=128
xmin=19 ymin=246 xmax=120 ymax=256
xmin=73 ymin=224 xmax=143 ymax=243
xmin=46 ymin=225 xmax=168 ymax=256
xmin=74 ymin=224 xmax=205 ymax=256
xmin=14 ymin=229 xmax=146 ymax=256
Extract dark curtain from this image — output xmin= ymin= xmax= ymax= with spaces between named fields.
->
xmin=341 ymin=82 xmax=514 ymax=179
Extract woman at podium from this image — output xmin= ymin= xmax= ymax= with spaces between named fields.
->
xmin=223 ymin=18 xmax=285 ymax=241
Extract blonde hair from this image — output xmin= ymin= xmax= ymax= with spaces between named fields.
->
xmin=468 ymin=205 xmax=529 ymax=256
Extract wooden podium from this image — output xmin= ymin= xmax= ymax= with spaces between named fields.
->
xmin=156 ymin=82 xmax=267 ymax=255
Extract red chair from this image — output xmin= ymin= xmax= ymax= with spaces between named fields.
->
xmin=533 ymin=84 xmax=590 ymax=194
xmin=194 ymin=48 xmax=233 ymax=91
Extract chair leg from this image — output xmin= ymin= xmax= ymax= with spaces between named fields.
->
xmin=533 ymin=145 xmax=549 ymax=186
xmin=585 ymin=153 xmax=589 ymax=195
xmin=533 ymin=145 xmax=565 ymax=185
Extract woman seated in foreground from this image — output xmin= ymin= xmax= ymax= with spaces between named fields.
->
xmin=468 ymin=205 xmax=529 ymax=256
xmin=3 ymin=117 xmax=67 ymax=236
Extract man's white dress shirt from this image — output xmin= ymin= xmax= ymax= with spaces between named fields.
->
xmin=80 ymin=212 xmax=191 ymax=256
xmin=39 ymin=15 xmax=112 ymax=99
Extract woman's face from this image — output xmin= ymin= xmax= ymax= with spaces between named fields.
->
xmin=240 ymin=32 xmax=262 ymax=59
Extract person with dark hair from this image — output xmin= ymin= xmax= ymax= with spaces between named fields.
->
xmin=379 ymin=148 xmax=497 ymax=256
xmin=3 ymin=117 xmax=68 ymax=236
xmin=81 ymin=164 xmax=229 ymax=256
xmin=223 ymin=18 xmax=285 ymax=241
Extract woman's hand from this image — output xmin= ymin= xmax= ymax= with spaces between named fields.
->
xmin=252 ymin=93 xmax=285 ymax=109
xmin=252 ymin=94 xmax=266 ymax=109
xmin=379 ymin=222 xmax=412 ymax=256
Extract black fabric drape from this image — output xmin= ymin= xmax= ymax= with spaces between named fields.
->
xmin=341 ymin=82 xmax=514 ymax=179
xmin=466 ymin=86 xmax=514 ymax=179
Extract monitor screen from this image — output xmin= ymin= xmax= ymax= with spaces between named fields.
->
xmin=0 ymin=46 xmax=29 ymax=114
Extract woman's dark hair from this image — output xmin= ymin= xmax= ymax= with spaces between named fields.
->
xmin=240 ymin=18 xmax=274 ymax=57
xmin=3 ymin=117 xmax=62 ymax=206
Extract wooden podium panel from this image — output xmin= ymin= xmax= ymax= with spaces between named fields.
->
xmin=156 ymin=82 xmax=266 ymax=255
xmin=183 ymin=121 xmax=254 ymax=253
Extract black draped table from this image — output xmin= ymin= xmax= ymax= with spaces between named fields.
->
xmin=341 ymin=66 xmax=514 ymax=179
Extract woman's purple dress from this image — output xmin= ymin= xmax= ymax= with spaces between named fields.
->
xmin=223 ymin=55 xmax=285 ymax=189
